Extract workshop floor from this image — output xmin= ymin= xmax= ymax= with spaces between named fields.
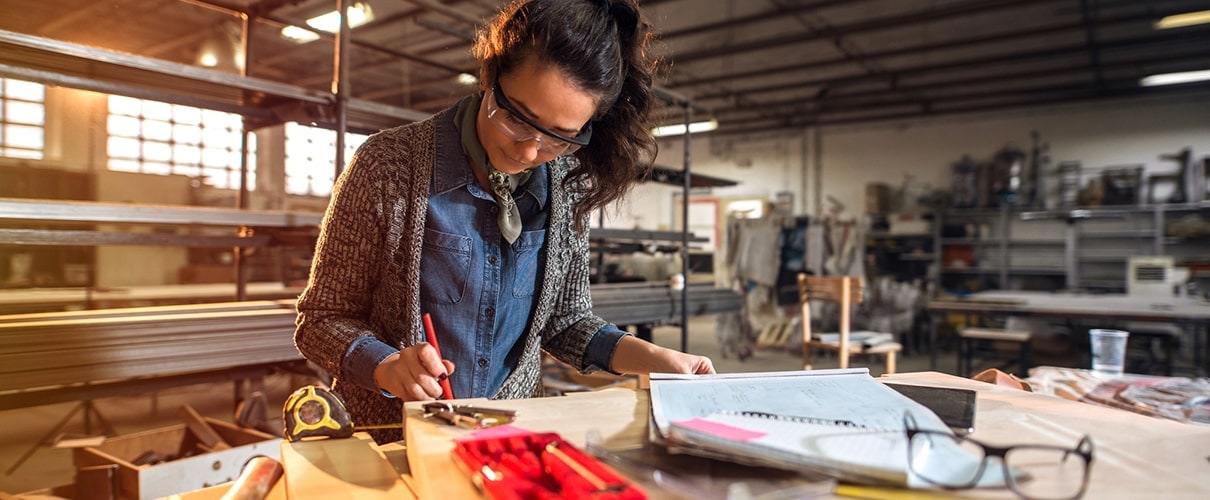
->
xmin=0 ymin=315 xmax=957 ymax=496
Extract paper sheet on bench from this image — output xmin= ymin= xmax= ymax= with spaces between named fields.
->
xmin=649 ymin=368 xmax=1005 ymax=488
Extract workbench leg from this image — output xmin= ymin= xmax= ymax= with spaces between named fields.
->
xmin=5 ymin=400 xmax=114 ymax=475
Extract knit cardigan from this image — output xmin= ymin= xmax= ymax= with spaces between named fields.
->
xmin=294 ymin=105 xmax=609 ymax=443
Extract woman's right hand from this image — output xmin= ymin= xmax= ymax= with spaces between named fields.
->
xmin=373 ymin=343 xmax=455 ymax=401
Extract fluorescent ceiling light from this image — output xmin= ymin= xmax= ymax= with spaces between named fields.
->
xmin=282 ymin=3 xmax=374 ymax=43
xmin=456 ymin=73 xmax=479 ymax=86
xmin=1139 ymin=69 xmax=1210 ymax=87
xmin=198 ymin=52 xmax=219 ymax=67
xmin=652 ymin=118 xmax=719 ymax=137
xmin=1154 ymin=10 xmax=1210 ymax=29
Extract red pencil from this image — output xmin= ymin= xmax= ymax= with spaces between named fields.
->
xmin=423 ymin=313 xmax=455 ymax=400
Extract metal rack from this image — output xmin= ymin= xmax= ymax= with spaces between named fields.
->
xmin=934 ymin=201 xmax=1210 ymax=293
xmin=0 ymin=8 xmax=730 ymax=351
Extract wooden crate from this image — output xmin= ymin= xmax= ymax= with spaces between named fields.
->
xmin=73 ymin=418 xmax=280 ymax=500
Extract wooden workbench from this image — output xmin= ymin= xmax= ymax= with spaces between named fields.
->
xmin=927 ymin=291 xmax=1210 ymax=374
xmin=279 ymin=372 xmax=1210 ymax=499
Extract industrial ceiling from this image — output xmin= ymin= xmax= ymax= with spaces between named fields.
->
xmin=2 ymin=0 xmax=1210 ymax=137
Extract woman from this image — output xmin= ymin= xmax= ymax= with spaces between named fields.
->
xmin=294 ymin=0 xmax=714 ymax=443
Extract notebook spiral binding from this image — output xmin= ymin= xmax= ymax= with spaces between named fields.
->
xmin=722 ymin=410 xmax=868 ymax=429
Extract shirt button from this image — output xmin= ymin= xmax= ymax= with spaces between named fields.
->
xmin=478 ymin=358 xmax=489 ymax=368
xmin=489 ymin=256 xmax=498 ymax=264
xmin=485 ymin=307 xmax=495 ymax=318
xmin=489 ymin=206 xmax=498 ymax=214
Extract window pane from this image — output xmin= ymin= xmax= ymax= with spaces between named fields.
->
xmin=4 ymin=147 xmax=42 ymax=160
xmin=311 ymin=177 xmax=333 ymax=197
xmin=105 ymin=95 xmax=251 ymax=190
xmin=143 ymin=141 xmax=172 ymax=162
xmin=173 ymin=144 xmax=201 ymax=165
xmin=142 ymin=120 xmax=172 ymax=142
xmin=172 ymin=105 xmax=201 ymax=125
xmin=202 ymin=147 xmax=229 ymax=167
xmin=284 ymin=122 xmax=366 ymax=196
xmin=201 ymin=126 xmax=232 ymax=146
xmin=109 ymin=95 xmax=142 ymax=116
xmin=173 ymin=123 xmax=202 ymax=145
xmin=108 ymin=114 xmax=140 ymax=136
xmin=143 ymin=162 xmax=171 ymax=175
xmin=6 ymin=101 xmax=44 ymax=125
xmin=108 ymin=136 xmax=141 ymax=158
xmin=201 ymin=109 xmax=231 ymax=127
xmin=171 ymin=163 xmax=198 ymax=178
xmin=142 ymin=100 xmax=172 ymax=121
xmin=1 ymin=78 xmax=45 ymax=159
xmin=5 ymin=79 xmax=45 ymax=101
xmin=285 ymin=176 xmax=310 ymax=196
xmin=108 ymin=159 xmax=142 ymax=172
xmin=201 ymin=167 xmax=227 ymax=189
xmin=6 ymin=124 xmax=44 ymax=149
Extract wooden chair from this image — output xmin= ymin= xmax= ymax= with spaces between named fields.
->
xmin=798 ymin=274 xmax=902 ymax=374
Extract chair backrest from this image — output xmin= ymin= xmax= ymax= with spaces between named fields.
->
xmin=798 ymin=274 xmax=864 ymax=370
xmin=798 ymin=275 xmax=864 ymax=306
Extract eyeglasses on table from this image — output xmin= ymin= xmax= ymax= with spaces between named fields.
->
xmin=903 ymin=412 xmax=1094 ymax=500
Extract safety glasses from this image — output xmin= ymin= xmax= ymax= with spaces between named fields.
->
xmin=485 ymin=82 xmax=592 ymax=156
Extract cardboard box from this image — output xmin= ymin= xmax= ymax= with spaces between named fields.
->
xmin=866 ymin=183 xmax=892 ymax=214
xmin=73 ymin=418 xmax=281 ymax=500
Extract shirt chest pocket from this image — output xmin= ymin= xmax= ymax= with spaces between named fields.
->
xmin=420 ymin=229 xmax=472 ymax=304
xmin=511 ymin=229 xmax=545 ymax=298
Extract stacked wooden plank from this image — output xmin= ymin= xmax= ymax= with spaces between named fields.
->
xmin=0 ymin=301 xmax=302 ymax=407
xmin=0 ymin=282 xmax=740 ymax=410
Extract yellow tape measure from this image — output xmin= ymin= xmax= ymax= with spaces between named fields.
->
xmin=283 ymin=386 xmax=355 ymax=442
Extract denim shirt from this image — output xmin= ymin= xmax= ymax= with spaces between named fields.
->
xmin=340 ymin=98 xmax=624 ymax=399
xmin=415 ymin=161 xmax=550 ymax=398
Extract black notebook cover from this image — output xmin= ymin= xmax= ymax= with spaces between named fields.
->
xmin=883 ymin=382 xmax=977 ymax=435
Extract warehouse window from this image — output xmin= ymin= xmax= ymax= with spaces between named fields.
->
xmin=0 ymin=78 xmax=46 ymax=160
xmin=284 ymin=122 xmax=368 ymax=197
xmin=106 ymin=95 xmax=255 ymax=190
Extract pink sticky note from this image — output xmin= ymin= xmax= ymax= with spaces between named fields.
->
xmin=674 ymin=417 xmax=767 ymax=442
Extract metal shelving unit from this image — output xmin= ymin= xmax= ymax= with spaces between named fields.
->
xmin=0 ymin=10 xmax=428 ymax=300
xmin=935 ymin=202 xmax=1209 ymax=293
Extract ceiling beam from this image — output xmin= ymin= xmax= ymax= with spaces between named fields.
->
xmin=670 ymin=0 xmax=1052 ymax=64
xmin=718 ymin=49 xmax=1206 ymax=115
xmin=712 ymin=84 xmax=1210 ymax=135
xmin=398 ymin=0 xmax=484 ymax=26
xmin=692 ymin=25 xmax=1210 ymax=106
xmin=667 ymin=9 xmax=1159 ymax=90
xmin=658 ymin=0 xmax=864 ymax=40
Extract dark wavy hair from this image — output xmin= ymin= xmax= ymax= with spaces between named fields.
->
xmin=473 ymin=0 xmax=660 ymax=230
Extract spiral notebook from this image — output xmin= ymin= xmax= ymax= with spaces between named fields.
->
xmin=667 ymin=410 xmax=908 ymax=485
xmin=649 ymin=369 xmax=989 ymax=488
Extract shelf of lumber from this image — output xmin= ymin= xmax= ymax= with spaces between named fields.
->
xmin=0 ymin=300 xmax=303 ymax=410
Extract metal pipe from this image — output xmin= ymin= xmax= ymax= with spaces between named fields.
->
xmin=680 ymin=102 xmax=692 ymax=353
xmin=334 ymin=0 xmax=350 ymax=178
xmin=236 ymin=11 xmax=254 ymax=302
